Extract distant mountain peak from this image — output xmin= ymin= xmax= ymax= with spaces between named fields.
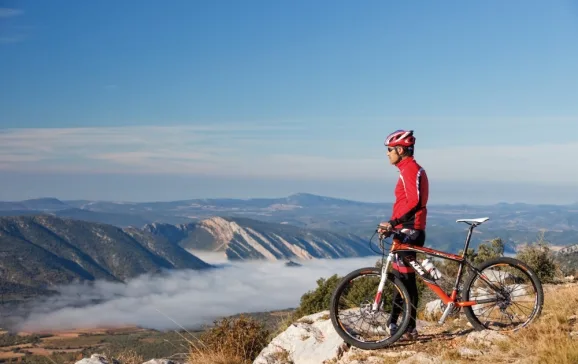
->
xmin=19 ymin=197 xmax=69 ymax=211
xmin=288 ymin=192 xmax=332 ymax=199
xmin=288 ymin=192 xmax=315 ymax=197
xmin=285 ymin=193 xmax=359 ymax=206
xmin=22 ymin=197 xmax=65 ymax=204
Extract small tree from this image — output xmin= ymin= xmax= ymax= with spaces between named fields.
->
xmin=475 ymin=238 xmax=505 ymax=264
xmin=516 ymin=232 xmax=559 ymax=283
xmin=294 ymin=274 xmax=341 ymax=318
xmin=460 ymin=237 xmax=505 ymax=266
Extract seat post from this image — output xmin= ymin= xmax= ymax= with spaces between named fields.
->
xmin=461 ymin=224 xmax=476 ymax=257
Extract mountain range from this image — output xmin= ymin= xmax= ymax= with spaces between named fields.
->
xmin=0 ymin=213 xmax=378 ymax=299
xmin=0 ymin=215 xmax=210 ymax=299
xmin=2 ymin=193 xmax=578 ymax=250
xmin=2 ymin=193 xmax=578 ymax=299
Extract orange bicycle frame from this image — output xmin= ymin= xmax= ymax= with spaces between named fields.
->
xmin=389 ymin=238 xmax=478 ymax=308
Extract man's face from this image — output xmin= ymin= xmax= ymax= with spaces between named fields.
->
xmin=386 ymin=146 xmax=402 ymax=165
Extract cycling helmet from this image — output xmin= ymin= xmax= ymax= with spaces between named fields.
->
xmin=384 ymin=129 xmax=415 ymax=148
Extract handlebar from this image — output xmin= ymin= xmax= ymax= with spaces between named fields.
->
xmin=371 ymin=225 xmax=402 ymax=254
xmin=375 ymin=225 xmax=402 ymax=240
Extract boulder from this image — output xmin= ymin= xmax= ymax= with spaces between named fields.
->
xmin=466 ymin=330 xmax=508 ymax=347
xmin=253 ymin=311 xmax=346 ymax=364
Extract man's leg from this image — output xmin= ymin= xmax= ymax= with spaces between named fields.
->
xmin=387 ymin=249 xmax=417 ymax=332
xmin=397 ymin=252 xmax=418 ymax=330
xmin=403 ymin=231 xmax=426 ymax=336
xmin=387 ymin=258 xmax=404 ymax=331
xmin=388 ymin=230 xmax=425 ymax=335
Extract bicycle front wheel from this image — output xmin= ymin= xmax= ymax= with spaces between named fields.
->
xmin=463 ymin=257 xmax=544 ymax=331
xmin=329 ymin=267 xmax=411 ymax=350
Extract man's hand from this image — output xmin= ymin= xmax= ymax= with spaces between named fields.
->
xmin=378 ymin=221 xmax=392 ymax=235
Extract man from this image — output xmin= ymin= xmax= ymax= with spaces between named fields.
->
xmin=378 ymin=129 xmax=429 ymax=340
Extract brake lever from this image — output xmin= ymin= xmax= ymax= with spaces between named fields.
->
xmin=376 ymin=229 xmax=392 ymax=240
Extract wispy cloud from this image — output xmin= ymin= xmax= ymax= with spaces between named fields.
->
xmin=0 ymin=34 xmax=25 ymax=44
xmin=0 ymin=124 xmax=376 ymax=178
xmin=10 ymin=257 xmax=379 ymax=331
xmin=418 ymin=143 xmax=578 ymax=184
xmin=0 ymin=8 xmax=28 ymax=44
xmin=1 ymin=124 xmax=578 ymax=184
xmin=0 ymin=8 xmax=23 ymax=18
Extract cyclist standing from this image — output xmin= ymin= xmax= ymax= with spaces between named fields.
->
xmin=378 ymin=129 xmax=429 ymax=340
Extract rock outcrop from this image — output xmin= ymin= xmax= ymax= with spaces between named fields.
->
xmin=253 ymin=311 xmax=436 ymax=364
xmin=254 ymin=311 xmax=347 ymax=364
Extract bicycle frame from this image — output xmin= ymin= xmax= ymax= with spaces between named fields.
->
xmin=372 ymin=223 xmax=501 ymax=324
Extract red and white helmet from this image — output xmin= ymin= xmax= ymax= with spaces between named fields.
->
xmin=384 ymin=129 xmax=415 ymax=148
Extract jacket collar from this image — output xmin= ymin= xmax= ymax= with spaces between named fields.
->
xmin=396 ymin=156 xmax=414 ymax=170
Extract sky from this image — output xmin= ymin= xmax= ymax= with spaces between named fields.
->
xmin=6 ymin=255 xmax=380 ymax=332
xmin=1 ymin=0 xmax=578 ymax=204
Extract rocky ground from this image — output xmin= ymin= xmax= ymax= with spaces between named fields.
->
xmin=254 ymin=282 xmax=578 ymax=364
xmin=253 ymin=311 xmax=516 ymax=364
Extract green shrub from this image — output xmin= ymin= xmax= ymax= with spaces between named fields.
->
xmin=293 ymin=274 xmax=341 ymax=318
xmin=516 ymin=233 xmax=559 ymax=283
xmin=475 ymin=238 xmax=505 ymax=264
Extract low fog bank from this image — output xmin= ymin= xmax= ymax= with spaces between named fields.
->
xmin=5 ymin=256 xmax=380 ymax=332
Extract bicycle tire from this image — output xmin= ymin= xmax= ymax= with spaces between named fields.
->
xmin=329 ymin=267 xmax=411 ymax=349
xmin=463 ymin=257 xmax=544 ymax=331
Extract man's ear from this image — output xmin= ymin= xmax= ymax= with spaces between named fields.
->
xmin=397 ymin=146 xmax=406 ymax=156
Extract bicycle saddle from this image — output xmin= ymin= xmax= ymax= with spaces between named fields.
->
xmin=456 ymin=217 xmax=489 ymax=225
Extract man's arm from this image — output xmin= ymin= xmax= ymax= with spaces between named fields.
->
xmin=389 ymin=167 xmax=424 ymax=226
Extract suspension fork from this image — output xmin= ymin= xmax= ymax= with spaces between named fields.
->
xmin=372 ymin=253 xmax=394 ymax=311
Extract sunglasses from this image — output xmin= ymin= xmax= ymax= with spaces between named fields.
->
xmin=387 ymin=147 xmax=396 ymax=152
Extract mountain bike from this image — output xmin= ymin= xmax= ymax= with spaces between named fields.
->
xmin=329 ymin=217 xmax=544 ymax=350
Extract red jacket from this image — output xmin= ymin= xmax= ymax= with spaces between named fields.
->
xmin=388 ymin=157 xmax=428 ymax=230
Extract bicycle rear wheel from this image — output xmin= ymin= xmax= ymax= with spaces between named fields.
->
xmin=463 ymin=257 xmax=543 ymax=331
xmin=329 ymin=267 xmax=411 ymax=349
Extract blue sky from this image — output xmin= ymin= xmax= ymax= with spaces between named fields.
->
xmin=1 ymin=0 xmax=578 ymax=203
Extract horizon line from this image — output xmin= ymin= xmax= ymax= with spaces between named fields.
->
xmin=3 ymin=192 xmax=577 ymax=207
